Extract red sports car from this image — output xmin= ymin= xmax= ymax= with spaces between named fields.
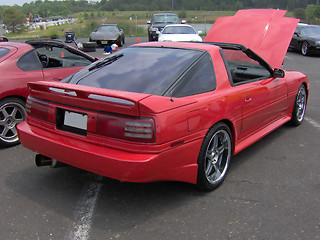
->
xmin=0 ymin=39 xmax=97 ymax=147
xmin=18 ymin=10 xmax=309 ymax=190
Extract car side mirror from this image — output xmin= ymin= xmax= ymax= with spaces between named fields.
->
xmin=274 ymin=68 xmax=285 ymax=78
xmin=147 ymin=20 xmax=151 ymax=24
xmin=156 ymin=31 xmax=161 ymax=35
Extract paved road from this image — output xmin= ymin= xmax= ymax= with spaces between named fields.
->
xmin=0 ymin=39 xmax=319 ymax=240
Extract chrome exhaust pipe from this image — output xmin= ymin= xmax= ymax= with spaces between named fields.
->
xmin=35 ymin=154 xmax=52 ymax=167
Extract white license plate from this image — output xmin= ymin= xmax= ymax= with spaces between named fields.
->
xmin=64 ymin=111 xmax=87 ymax=130
xmin=101 ymin=40 xmax=108 ymax=44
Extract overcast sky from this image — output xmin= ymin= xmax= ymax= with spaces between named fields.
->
xmin=0 ymin=0 xmax=35 ymax=6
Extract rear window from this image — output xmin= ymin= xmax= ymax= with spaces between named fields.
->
xmin=69 ymin=47 xmax=204 ymax=96
xmin=0 ymin=47 xmax=10 ymax=58
xmin=153 ymin=15 xmax=179 ymax=24
xmin=163 ymin=26 xmax=196 ymax=34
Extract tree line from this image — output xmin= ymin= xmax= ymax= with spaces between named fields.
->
xmin=0 ymin=0 xmax=319 ymax=19
xmin=1 ymin=0 xmax=319 ymax=33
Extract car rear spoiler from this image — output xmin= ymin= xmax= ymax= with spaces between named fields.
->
xmin=28 ymin=81 xmax=151 ymax=116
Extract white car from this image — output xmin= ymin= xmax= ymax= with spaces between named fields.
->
xmin=157 ymin=24 xmax=202 ymax=42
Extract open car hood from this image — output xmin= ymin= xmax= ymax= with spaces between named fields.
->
xmin=204 ymin=9 xmax=299 ymax=68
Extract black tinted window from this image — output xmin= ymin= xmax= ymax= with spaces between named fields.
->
xmin=172 ymin=53 xmax=216 ymax=97
xmin=73 ymin=47 xmax=203 ymax=96
xmin=17 ymin=50 xmax=42 ymax=71
xmin=0 ymin=47 xmax=10 ymax=58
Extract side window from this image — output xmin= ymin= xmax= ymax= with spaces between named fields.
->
xmin=0 ymin=47 xmax=10 ymax=58
xmin=222 ymin=49 xmax=271 ymax=85
xmin=35 ymin=45 xmax=92 ymax=68
xmin=17 ymin=50 xmax=42 ymax=71
xmin=173 ymin=53 xmax=216 ymax=97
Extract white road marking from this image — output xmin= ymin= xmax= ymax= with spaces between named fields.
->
xmin=65 ymin=176 xmax=103 ymax=240
xmin=284 ymin=55 xmax=293 ymax=60
xmin=305 ymin=117 xmax=320 ymax=130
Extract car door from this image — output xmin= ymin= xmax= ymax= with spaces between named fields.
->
xmin=237 ymin=76 xmax=287 ymax=139
xmin=290 ymin=26 xmax=302 ymax=50
xmin=222 ymin=47 xmax=288 ymax=140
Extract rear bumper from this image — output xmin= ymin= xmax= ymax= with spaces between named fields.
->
xmin=17 ymin=122 xmax=201 ymax=184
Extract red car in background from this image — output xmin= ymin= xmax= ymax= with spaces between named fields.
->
xmin=18 ymin=10 xmax=309 ymax=190
xmin=0 ymin=39 xmax=97 ymax=147
xmin=0 ymin=35 xmax=8 ymax=42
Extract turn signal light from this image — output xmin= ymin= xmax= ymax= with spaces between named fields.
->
xmin=97 ymin=113 xmax=155 ymax=143
xmin=26 ymin=96 xmax=49 ymax=121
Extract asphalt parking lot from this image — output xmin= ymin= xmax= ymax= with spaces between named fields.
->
xmin=0 ymin=37 xmax=319 ymax=240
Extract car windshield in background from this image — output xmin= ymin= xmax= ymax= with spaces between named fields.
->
xmin=0 ymin=47 xmax=10 ymax=58
xmin=98 ymin=25 xmax=118 ymax=32
xmin=66 ymin=47 xmax=203 ymax=96
xmin=154 ymin=15 xmax=179 ymax=24
xmin=301 ymin=26 xmax=320 ymax=35
xmin=163 ymin=26 xmax=197 ymax=34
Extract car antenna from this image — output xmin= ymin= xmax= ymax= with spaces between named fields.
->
xmin=170 ymin=91 xmax=174 ymax=102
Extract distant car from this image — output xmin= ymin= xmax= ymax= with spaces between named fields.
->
xmin=0 ymin=40 xmax=97 ymax=147
xmin=289 ymin=23 xmax=320 ymax=55
xmin=158 ymin=24 xmax=202 ymax=42
xmin=0 ymin=35 xmax=8 ymax=42
xmin=89 ymin=24 xmax=125 ymax=47
xmin=18 ymin=10 xmax=308 ymax=191
xmin=147 ymin=13 xmax=182 ymax=41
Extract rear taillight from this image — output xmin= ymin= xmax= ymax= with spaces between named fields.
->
xmin=97 ymin=113 xmax=155 ymax=143
xmin=26 ymin=96 xmax=49 ymax=121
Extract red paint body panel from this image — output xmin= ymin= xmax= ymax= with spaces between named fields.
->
xmin=204 ymin=9 xmax=299 ymax=68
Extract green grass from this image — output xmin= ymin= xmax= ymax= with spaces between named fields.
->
xmin=6 ymin=10 xmax=240 ymax=39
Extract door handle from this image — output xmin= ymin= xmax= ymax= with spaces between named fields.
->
xmin=244 ymin=95 xmax=252 ymax=102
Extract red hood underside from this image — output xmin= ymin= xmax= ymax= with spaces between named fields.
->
xmin=204 ymin=9 xmax=299 ymax=68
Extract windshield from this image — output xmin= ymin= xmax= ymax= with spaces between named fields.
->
xmin=301 ymin=26 xmax=320 ymax=35
xmin=65 ymin=47 xmax=203 ymax=96
xmin=163 ymin=26 xmax=196 ymax=34
xmin=153 ymin=15 xmax=179 ymax=24
xmin=97 ymin=25 xmax=119 ymax=32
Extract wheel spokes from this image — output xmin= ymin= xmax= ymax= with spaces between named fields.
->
xmin=0 ymin=102 xmax=26 ymax=143
xmin=205 ymin=130 xmax=231 ymax=183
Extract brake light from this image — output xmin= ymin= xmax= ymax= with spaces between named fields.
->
xmin=97 ymin=113 xmax=155 ymax=143
xmin=26 ymin=96 xmax=49 ymax=121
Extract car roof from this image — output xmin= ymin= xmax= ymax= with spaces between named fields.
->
xmin=163 ymin=24 xmax=193 ymax=28
xmin=205 ymin=9 xmax=299 ymax=68
xmin=100 ymin=24 xmax=118 ymax=26
xmin=153 ymin=13 xmax=178 ymax=16
xmin=131 ymin=41 xmax=222 ymax=53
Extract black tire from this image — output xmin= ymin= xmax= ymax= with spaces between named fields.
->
xmin=117 ymin=38 xmax=122 ymax=47
xmin=197 ymin=122 xmax=232 ymax=191
xmin=122 ymin=37 xmax=125 ymax=45
xmin=0 ymin=97 xmax=26 ymax=147
xmin=301 ymin=41 xmax=310 ymax=56
xmin=290 ymin=84 xmax=307 ymax=126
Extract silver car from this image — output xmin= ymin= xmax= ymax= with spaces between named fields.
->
xmin=89 ymin=24 xmax=125 ymax=47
